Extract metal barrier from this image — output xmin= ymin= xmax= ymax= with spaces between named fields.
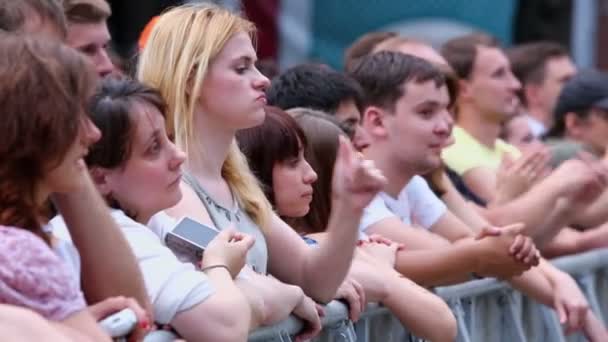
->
xmin=248 ymin=248 xmax=608 ymax=342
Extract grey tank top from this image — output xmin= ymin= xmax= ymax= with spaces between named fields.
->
xmin=182 ymin=171 xmax=268 ymax=274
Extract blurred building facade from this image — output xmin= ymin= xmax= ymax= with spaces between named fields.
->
xmin=108 ymin=0 xmax=606 ymax=71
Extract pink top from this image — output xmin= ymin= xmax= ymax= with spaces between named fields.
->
xmin=0 ymin=226 xmax=86 ymax=321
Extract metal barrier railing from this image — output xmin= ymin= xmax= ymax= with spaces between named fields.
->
xmin=248 ymin=248 xmax=608 ymax=342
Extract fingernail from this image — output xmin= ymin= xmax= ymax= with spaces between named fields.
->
xmin=140 ymin=320 xmax=150 ymax=330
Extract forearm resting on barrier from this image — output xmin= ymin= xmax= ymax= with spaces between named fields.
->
xmin=507 ymin=268 xmax=554 ymax=307
xmin=394 ymin=238 xmax=530 ymax=287
xmin=265 ymin=208 xmax=359 ymax=304
xmin=383 ymin=271 xmax=457 ymax=342
xmin=171 ymin=266 xmax=250 ymax=342
xmin=236 ymin=268 xmax=305 ymax=327
xmin=571 ymin=186 xmax=608 ymax=229
xmin=541 ymin=226 xmax=608 ymax=258
xmin=393 ymin=247 xmax=479 ymax=287
xmin=484 ymin=181 xmax=566 ymax=244
xmin=305 ymin=202 xmax=362 ymax=301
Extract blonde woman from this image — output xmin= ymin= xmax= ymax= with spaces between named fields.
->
xmin=138 ymin=3 xmax=386 ymax=339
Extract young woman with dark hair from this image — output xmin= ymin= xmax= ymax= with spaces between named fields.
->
xmin=49 ymin=76 xmax=260 ymax=341
xmin=237 ymin=106 xmax=458 ymax=342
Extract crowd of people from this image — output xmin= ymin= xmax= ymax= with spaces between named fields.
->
xmin=1 ymin=0 xmax=608 ymax=341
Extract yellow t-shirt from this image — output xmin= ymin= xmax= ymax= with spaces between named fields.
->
xmin=442 ymin=126 xmax=521 ymax=175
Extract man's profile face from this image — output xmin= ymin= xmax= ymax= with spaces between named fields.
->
xmin=465 ymin=46 xmax=521 ymax=122
xmin=335 ymin=99 xmax=370 ymax=151
xmin=67 ymin=21 xmax=113 ymax=77
xmin=382 ymin=80 xmax=453 ymax=173
xmin=535 ymin=56 xmax=577 ymax=116
xmin=570 ymin=108 xmax=608 ymax=155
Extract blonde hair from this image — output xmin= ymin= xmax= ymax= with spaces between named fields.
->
xmin=137 ymin=3 xmax=271 ymax=228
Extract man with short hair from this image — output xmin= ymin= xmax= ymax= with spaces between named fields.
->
xmin=349 ymin=50 xmax=537 ymax=285
xmin=372 ymin=37 xmax=608 ymax=253
xmin=373 ymin=36 xmax=450 ymax=67
xmin=441 ymin=34 xmax=522 ymax=193
xmin=439 ymin=33 xmax=608 ymax=256
xmin=545 ymin=71 xmax=608 ymax=163
xmin=0 ymin=0 xmax=67 ymax=39
xmin=508 ymin=41 xmax=577 ymax=137
xmin=351 ymin=50 xmax=608 ymax=339
xmin=440 ymin=33 xmax=605 ymax=204
xmin=267 ymin=63 xmax=371 ymax=151
xmin=64 ymin=0 xmax=114 ymax=77
xmin=343 ymin=31 xmax=397 ymax=72
xmin=542 ymin=71 xmax=608 ymax=230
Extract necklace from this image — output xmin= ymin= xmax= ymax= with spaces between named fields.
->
xmin=202 ymin=192 xmax=242 ymax=223
xmin=182 ymin=170 xmax=243 ymax=224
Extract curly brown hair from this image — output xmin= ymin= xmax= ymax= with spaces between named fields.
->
xmin=0 ymin=34 xmax=97 ymax=243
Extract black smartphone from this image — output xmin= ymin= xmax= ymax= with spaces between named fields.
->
xmin=165 ymin=217 xmax=220 ymax=266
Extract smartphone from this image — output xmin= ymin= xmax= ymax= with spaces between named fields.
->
xmin=165 ymin=217 xmax=220 ymax=266
xmin=98 ymin=308 xmax=137 ymax=339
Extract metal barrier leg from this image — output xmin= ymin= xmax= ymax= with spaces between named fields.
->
xmin=591 ymin=267 xmax=608 ymax=324
xmin=278 ymin=331 xmax=292 ymax=342
xmin=344 ymin=321 xmax=357 ymax=342
xmin=541 ymin=306 xmax=567 ymax=342
xmin=517 ymin=293 xmax=550 ymax=341
xmin=354 ymin=316 xmax=369 ymax=342
xmin=464 ymin=291 xmax=526 ymax=342
xmin=576 ymin=273 xmax=603 ymax=318
xmin=448 ymin=299 xmax=472 ymax=342
xmin=327 ymin=320 xmax=357 ymax=342
xmin=568 ymin=271 xmax=605 ymax=341
xmin=505 ymin=291 xmax=527 ymax=342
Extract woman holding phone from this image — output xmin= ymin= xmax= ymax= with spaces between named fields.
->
xmin=138 ymin=3 xmax=386 ymax=339
xmin=49 ymin=76 xmax=257 ymax=341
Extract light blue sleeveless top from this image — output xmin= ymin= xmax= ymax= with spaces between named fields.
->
xmin=182 ymin=171 xmax=268 ymax=274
